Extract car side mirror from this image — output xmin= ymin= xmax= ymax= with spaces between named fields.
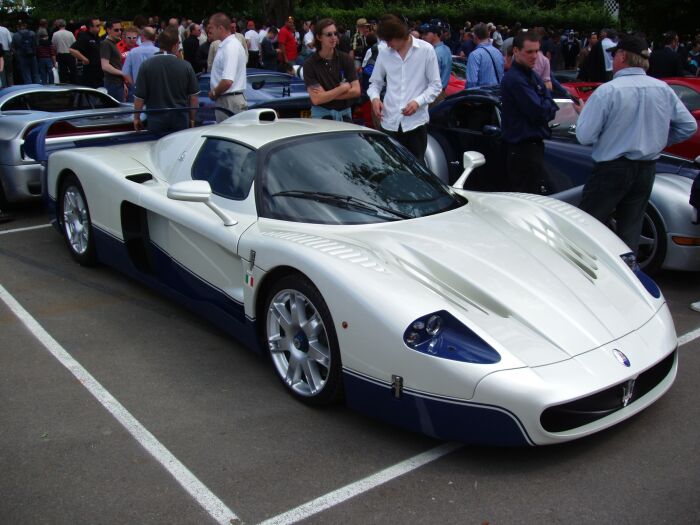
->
xmin=167 ymin=180 xmax=237 ymax=226
xmin=482 ymin=125 xmax=501 ymax=137
xmin=452 ymin=151 xmax=486 ymax=190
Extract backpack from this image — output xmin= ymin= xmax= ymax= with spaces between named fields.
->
xmin=19 ymin=30 xmax=36 ymax=56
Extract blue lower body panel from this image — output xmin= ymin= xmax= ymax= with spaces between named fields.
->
xmin=92 ymin=226 xmax=260 ymax=352
xmin=343 ymin=370 xmax=533 ymax=446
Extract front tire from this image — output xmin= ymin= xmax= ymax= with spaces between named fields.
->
xmin=59 ymin=174 xmax=97 ymax=266
xmin=264 ymin=274 xmax=343 ymax=406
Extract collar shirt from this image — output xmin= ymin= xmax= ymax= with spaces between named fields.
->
xmin=0 ymin=26 xmax=11 ymax=51
xmin=367 ymin=36 xmax=442 ymax=132
xmin=434 ymin=42 xmax=453 ymax=89
xmin=576 ymin=68 xmax=697 ymax=162
xmin=501 ymin=61 xmax=559 ymax=143
xmin=123 ymin=41 xmax=159 ymax=83
xmin=210 ymin=34 xmax=247 ymax=93
xmin=466 ymin=42 xmax=504 ymax=88
xmin=601 ymin=37 xmax=616 ymax=71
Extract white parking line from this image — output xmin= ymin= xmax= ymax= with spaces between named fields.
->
xmin=0 ymin=223 xmax=52 ymax=235
xmin=679 ymin=325 xmax=700 ymax=346
xmin=0 ymin=284 xmax=239 ymax=525
xmin=256 ymin=442 xmax=462 ymax=525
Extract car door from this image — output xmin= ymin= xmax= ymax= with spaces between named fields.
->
xmin=147 ymin=137 xmax=259 ymax=321
xmin=431 ymin=96 xmax=508 ymax=190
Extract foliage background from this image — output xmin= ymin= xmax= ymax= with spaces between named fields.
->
xmin=2 ymin=0 xmax=699 ymax=40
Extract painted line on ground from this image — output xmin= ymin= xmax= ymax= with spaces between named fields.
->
xmin=0 ymin=284 xmax=239 ymax=525
xmin=0 ymin=223 xmax=52 ymax=235
xmin=258 ymin=325 xmax=700 ymax=525
xmin=679 ymin=325 xmax=700 ymax=346
xmin=256 ymin=442 xmax=462 ymax=525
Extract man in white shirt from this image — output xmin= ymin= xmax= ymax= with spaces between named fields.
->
xmin=52 ymin=19 xmax=77 ymax=83
xmin=367 ymin=15 xmax=442 ymax=163
xmin=244 ymin=20 xmax=260 ymax=68
xmin=208 ymin=12 xmax=248 ymax=123
xmin=600 ymin=28 xmax=618 ymax=81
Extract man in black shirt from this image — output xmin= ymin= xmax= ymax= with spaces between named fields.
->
xmin=134 ymin=27 xmax=199 ymax=134
xmin=183 ymin=23 xmax=203 ymax=73
xmin=648 ymin=31 xmax=684 ymax=78
xmin=70 ymin=18 xmax=103 ymax=88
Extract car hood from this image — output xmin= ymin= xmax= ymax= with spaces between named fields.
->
xmin=347 ymin=193 xmax=664 ymax=366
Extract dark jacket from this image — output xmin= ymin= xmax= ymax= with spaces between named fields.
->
xmin=648 ymin=47 xmax=684 ymax=78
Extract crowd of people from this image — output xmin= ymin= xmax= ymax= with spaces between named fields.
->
xmin=0 ymin=13 xmax=698 ymax=289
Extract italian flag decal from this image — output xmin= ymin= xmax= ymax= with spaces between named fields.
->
xmin=245 ymin=271 xmax=255 ymax=287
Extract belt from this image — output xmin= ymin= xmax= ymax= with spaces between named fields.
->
xmin=219 ymin=91 xmax=244 ymax=97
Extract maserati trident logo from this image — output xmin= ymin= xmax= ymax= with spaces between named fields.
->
xmin=612 ymin=348 xmax=631 ymax=367
xmin=621 ymin=379 xmax=636 ymax=407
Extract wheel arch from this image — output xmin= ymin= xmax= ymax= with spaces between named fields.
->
xmin=253 ymin=265 xmax=310 ymax=340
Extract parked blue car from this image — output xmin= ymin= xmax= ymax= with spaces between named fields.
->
xmin=196 ymin=69 xmax=311 ymax=123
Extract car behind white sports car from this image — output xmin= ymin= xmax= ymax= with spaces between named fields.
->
xmin=44 ymin=110 xmax=677 ymax=446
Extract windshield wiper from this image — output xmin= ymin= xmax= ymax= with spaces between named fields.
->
xmin=271 ymin=190 xmax=412 ymax=219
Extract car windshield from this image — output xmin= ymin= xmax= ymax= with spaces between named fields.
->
xmin=261 ymin=132 xmax=466 ymax=224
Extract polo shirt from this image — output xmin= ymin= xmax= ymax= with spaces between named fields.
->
xmin=278 ymin=26 xmax=297 ymax=61
xmin=210 ymin=34 xmax=247 ymax=94
xmin=100 ymin=37 xmax=123 ymax=86
xmin=303 ymin=50 xmax=357 ymax=111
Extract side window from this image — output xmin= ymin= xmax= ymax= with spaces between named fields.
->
xmin=191 ymin=138 xmax=257 ymax=200
xmin=1 ymin=96 xmax=29 ymax=111
xmin=669 ymin=85 xmax=700 ymax=112
xmin=451 ymin=101 xmax=498 ymax=132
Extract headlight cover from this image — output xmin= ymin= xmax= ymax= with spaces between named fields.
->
xmin=621 ymin=252 xmax=661 ymax=298
xmin=403 ymin=310 xmax=501 ymax=364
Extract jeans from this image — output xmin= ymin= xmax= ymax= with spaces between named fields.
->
xmin=18 ymin=54 xmax=39 ymax=84
xmin=579 ymin=157 xmax=656 ymax=253
xmin=310 ymin=106 xmax=352 ymax=122
xmin=38 ymin=57 xmax=54 ymax=84
xmin=104 ymin=82 xmax=125 ymax=102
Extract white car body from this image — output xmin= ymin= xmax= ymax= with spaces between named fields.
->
xmin=45 ymin=111 xmax=677 ymax=446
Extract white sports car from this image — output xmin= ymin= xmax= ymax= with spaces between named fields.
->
xmin=45 ymin=110 xmax=677 ymax=446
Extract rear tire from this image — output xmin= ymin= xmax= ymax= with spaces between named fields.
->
xmin=59 ymin=174 xmax=97 ymax=266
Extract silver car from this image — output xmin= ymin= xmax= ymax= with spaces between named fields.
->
xmin=0 ymin=84 xmax=132 ymax=205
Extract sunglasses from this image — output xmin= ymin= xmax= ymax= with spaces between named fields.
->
xmin=126 ymin=36 xmax=137 ymax=40
xmin=323 ymin=31 xmax=339 ymax=37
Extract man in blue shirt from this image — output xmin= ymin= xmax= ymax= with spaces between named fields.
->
xmin=501 ymin=31 xmax=559 ymax=194
xmin=421 ymin=24 xmax=452 ymax=105
xmin=466 ymin=23 xmax=504 ymax=89
xmin=123 ymin=26 xmax=159 ymax=90
xmin=576 ymin=33 xmax=696 ymax=255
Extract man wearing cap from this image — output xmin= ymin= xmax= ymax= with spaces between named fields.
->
xmin=352 ymin=18 xmax=370 ymax=69
xmin=421 ymin=24 xmax=452 ymax=104
xmin=576 ymin=33 xmax=696 ymax=256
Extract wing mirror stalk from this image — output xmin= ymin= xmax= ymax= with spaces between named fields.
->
xmin=452 ymin=151 xmax=486 ymax=190
xmin=167 ymin=181 xmax=238 ymax=226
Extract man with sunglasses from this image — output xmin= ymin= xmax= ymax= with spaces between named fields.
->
xmin=101 ymin=19 xmax=128 ymax=102
xmin=69 ymin=18 xmax=103 ymax=88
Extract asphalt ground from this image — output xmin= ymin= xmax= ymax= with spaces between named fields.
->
xmin=1 ymin=202 xmax=699 ymax=525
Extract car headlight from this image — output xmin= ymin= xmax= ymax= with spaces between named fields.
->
xmin=403 ymin=310 xmax=501 ymax=364
xmin=620 ymin=252 xmax=660 ymax=298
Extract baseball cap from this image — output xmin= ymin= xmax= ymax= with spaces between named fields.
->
xmin=419 ymin=23 xmax=442 ymax=35
xmin=607 ymin=33 xmax=650 ymax=58
xmin=356 ymin=18 xmax=369 ymax=27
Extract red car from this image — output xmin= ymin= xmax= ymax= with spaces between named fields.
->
xmin=662 ymin=77 xmax=700 ymax=160
xmin=563 ymin=77 xmax=700 ymax=161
